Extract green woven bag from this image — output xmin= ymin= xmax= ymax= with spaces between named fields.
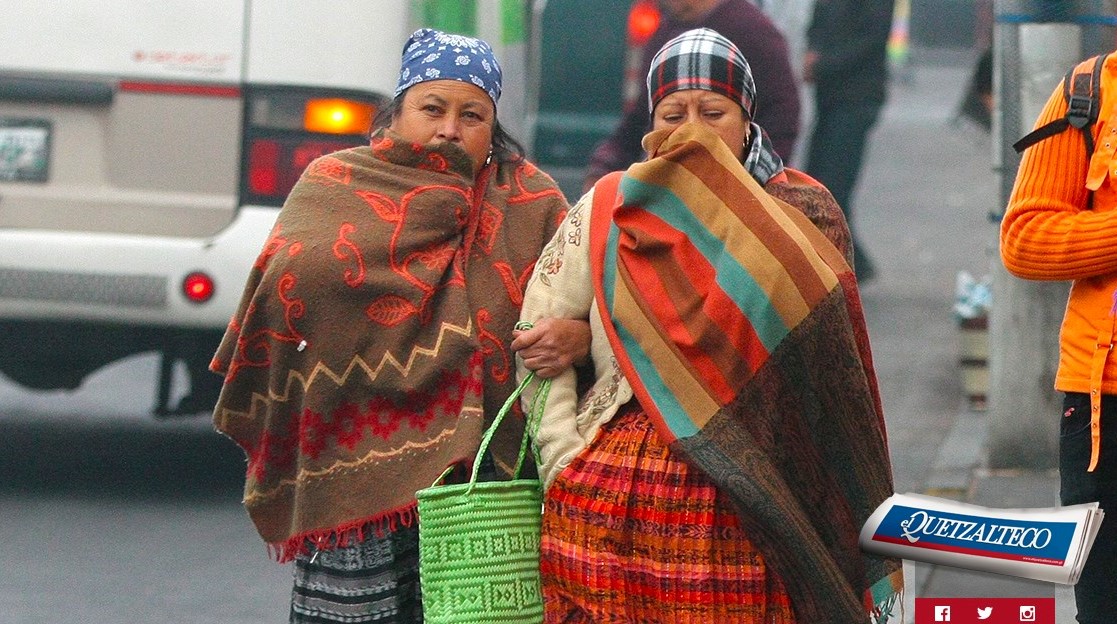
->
xmin=416 ymin=371 xmax=550 ymax=624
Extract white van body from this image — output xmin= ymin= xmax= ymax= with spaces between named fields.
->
xmin=0 ymin=0 xmax=530 ymax=414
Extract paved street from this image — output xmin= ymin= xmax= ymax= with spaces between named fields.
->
xmin=0 ymin=356 xmax=291 ymax=624
xmin=848 ymin=55 xmax=1078 ymax=620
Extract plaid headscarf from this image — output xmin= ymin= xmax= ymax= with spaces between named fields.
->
xmin=646 ymin=27 xmax=756 ymax=117
xmin=395 ymin=28 xmax=502 ymax=105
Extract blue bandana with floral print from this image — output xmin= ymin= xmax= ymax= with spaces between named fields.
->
xmin=395 ymin=28 xmax=502 ymax=106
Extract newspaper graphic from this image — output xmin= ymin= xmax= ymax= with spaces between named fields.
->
xmin=860 ymin=493 xmax=1104 ymax=584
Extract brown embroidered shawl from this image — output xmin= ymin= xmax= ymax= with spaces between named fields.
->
xmin=210 ymin=128 xmax=566 ymax=560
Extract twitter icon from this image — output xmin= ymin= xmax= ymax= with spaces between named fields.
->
xmin=977 ymin=606 xmax=993 ymax=620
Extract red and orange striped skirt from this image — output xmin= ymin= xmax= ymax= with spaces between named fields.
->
xmin=540 ymin=404 xmax=796 ymax=623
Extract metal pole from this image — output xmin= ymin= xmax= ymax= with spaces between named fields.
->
xmin=988 ymin=0 xmax=1116 ymax=469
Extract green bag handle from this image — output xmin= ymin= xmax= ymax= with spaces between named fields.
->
xmin=429 ymin=321 xmax=552 ymax=493
xmin=514 ymin=374 xmax=550 ymax=476
xmin=468 ymin=371 xmax=544 ymax=486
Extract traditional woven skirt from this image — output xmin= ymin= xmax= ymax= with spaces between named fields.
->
xmin=287 ymin=457 xmax=495 ymax=624
xmin=289 ymin=524 xmax=423 ymax=624
xmin=541 ymin=404 xmax=797 ymax=623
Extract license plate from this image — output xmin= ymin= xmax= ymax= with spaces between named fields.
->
xmin=0 ymin=119 xmax=51 ymax=182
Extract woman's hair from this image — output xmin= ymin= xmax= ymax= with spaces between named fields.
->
xmin=372 ymin=93 xmax=526 ymax=167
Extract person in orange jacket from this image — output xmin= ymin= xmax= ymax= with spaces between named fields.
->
xmin=1000 ymin=53 xmax=1117 ymax=624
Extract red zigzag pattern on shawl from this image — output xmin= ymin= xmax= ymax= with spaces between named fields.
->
xmin=244 ymin=354 xmax=485 ymax=481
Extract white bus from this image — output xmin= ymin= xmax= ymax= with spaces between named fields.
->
xmin=0 ymin=0 xmax=532 ymax=415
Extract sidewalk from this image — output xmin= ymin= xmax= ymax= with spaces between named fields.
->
xmin=913 ymin=408 xmax=1074 ymax=619
xmin=847 ymin=53 xmax=1079 ymax=622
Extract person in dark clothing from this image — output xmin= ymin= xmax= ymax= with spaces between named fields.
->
xmin=802 ymin=0 xmax=894 ymax=282
xmin=581 ymin=0 xmax=801 ymax=192
xmin=957 ymin=47 xmax=993 ymax=130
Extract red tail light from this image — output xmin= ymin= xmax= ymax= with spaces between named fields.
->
xmin=627 ymin=0 xmax=661 ymax=47
xmin=182 ymin=272 xmax=215 ymax=303
xmin=248 ymin=140 xmax=280 ymax=195
xmin=241 ymin=87 xmax=387 ymax=207
xmin=246 ymin=138 xmax=351 ymax=201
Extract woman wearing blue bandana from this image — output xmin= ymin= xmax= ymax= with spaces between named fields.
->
xmin=212 ymin=28 xmax=588 ymax=624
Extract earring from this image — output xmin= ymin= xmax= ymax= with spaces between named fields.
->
xmin=484 ymin=148 xmax=493 ymax=167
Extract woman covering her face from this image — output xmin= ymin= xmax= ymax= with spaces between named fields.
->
xmin=517 ymin=28 xmax=903 ymax=624
xmin=211 ymin=28 xmax=583 ymax=624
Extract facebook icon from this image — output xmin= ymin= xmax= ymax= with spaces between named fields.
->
xmin=935 ymin=605 xmax=951 ymax=621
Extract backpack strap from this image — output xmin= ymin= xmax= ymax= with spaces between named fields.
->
xmin=1013 ymin=53 xmax=1107 ymax=158
xmin=1067 ymin=52 xmax=1106 ymax=159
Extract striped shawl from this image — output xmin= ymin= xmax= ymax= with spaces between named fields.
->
xmin=588 ymin=123 xmax=902 ymax=622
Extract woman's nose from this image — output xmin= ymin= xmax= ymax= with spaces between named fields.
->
xmin=436 ymin=116 xmax=461 ymax=142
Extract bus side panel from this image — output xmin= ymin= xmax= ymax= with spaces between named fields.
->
xmin=0 ymin=1 xmax=244 ymax=82
xmin=0 ymin=91 xmax=241 ymax=238
xmin=245 ymin=2 xmax=410 ymax=94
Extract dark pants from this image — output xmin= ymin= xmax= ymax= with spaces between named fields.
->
xmin=1060 ymin=393 xmax=1117 ymax=624
xmin=804 ymin=96 xmax=883 ymax=278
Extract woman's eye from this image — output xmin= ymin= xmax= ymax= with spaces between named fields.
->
xmin=422 ymin=104 xmax=443 ymax=115
xmin=661 ymin=113 xmax=683 ymax=123
xmin=703 ymin=110 xmax=726 ymax=120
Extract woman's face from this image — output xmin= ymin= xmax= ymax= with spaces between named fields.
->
xmin=390 ymin=80 xmax=495 ymax=175
xmin=651 ymin=90 xmax=749 ymax=161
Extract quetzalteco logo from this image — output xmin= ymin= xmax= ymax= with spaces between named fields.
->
xmin=871 ymin=505 xmax=1075 ymax=566
xmin=899 ymin=510 xmax=1053 ymax=549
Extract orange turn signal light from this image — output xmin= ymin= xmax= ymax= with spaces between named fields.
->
xmin=304 ymin=98 xmax=376 ymax=135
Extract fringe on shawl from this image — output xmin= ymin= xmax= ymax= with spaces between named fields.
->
xmin=867 ymin=570 xmax=905 ymax=624
xmin=268 ymin=502 xmax=419 ymax=563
